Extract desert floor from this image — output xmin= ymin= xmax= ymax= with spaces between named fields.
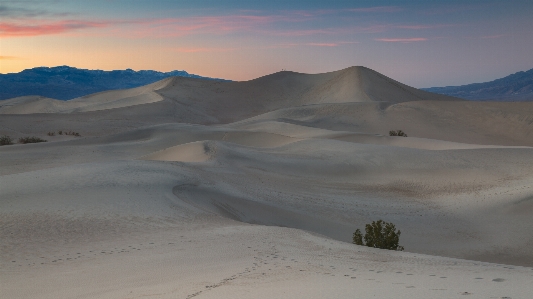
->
xmin=1 ymin=67 xmax=533 ymax=298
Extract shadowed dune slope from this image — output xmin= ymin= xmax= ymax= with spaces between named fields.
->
xmin=234 ymin=101 xmax=533 ymax=146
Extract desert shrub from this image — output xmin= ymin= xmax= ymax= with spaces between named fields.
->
xmin=353 ymin=219 xmax=404 ymax=251
xmin=58 ymin=130 xmax=63 ymax=135
xmin=0 ymin=135 xmax=13 ymax=146
xmin=389 ymin=130 xmax=407 ymax=137
xmin=64 ymin=131 xmax=81 ymax=137
xmin=18 ymin=136 xmax=47 ymax=144
xmin=47 ymin=132 xmax=55 ymax=136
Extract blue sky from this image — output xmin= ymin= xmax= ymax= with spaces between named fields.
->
xmin=1 ymin=0 xmax=532 ymax=87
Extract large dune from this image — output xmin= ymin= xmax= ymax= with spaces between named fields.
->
xmin=1 ymin=66 xmax=533 ymax=298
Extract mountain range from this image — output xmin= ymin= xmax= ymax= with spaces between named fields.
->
xmin=1 ymin=65 xmax=532 ymax=102
xmin=422 ymin=68 xmax=533 ymax=101
xmin=0 ymin=66 xmax=226 ymax=101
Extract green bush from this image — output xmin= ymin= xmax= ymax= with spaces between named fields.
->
xmin=18 ymin=136 xmax=47 ymax=144
xmin=389 ymin=130 xmax=407 ymax=137
xmin=353 ymin=220 xmax=404 ymax=251
xmin=0 ymin=135 xmax=13 ymax=146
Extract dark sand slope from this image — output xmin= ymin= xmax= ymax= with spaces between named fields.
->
xmin=1 ymin=66 xmax=533 ymax=299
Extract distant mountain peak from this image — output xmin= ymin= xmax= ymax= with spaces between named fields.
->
xmin=422 ymin=67 xmax=533 ymax=101
xmin=1 ymin=66 xmax=228 ymax=101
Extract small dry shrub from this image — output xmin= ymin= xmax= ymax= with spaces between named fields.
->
xmin=18 ymin=136 xmax=47 ymax=144
xmin=0 ymin=135 xmax=13 ymax=146
xmin=389 ymin=130 xmax=407 ymax=137
xmin=64 ymin=131 xmax=81 ymax=137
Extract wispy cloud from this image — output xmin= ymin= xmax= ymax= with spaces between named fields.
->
xmin=0 ymin=8 xmax=436 ymax=40
xmin=275 ymin=41 xmax=359 ymax=48
xmin=0 ymin=11 xmax=292 ymax=38
xmin=395 ymin=24 xmax=459 ymax=30
xmin=128 ymin=14 xmax=292 ymax=38
xmin=375 ymin=38 xmax=427 ymax=42
xmin=267 ymin=29 xmax=334 ymax=37
xmin=0 ymin=55 xmax=20 ymax=60
xmin=306 ymin=43 xmax=338 ymax=47
xmin=172 ymin=47 xmax=236 ymax=53
xmin=266 ymin=25 xmax=387 ymax=37
xmin=0 ymin=20 xmax=111 ymax=37
xmin=281 ymin=6 xmax=401 ymax=18
xmin=0 ymin=4 xmax=72 ymax=19
xmin=348 ymin=6 xmax=403 ymax=13
xmin=419 ymin=3 xmax=485 ymax=15
xmin=481 ymin=34 xmax=505 ymax=39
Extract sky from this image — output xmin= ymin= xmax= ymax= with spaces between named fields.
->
xmin=1 ymin=0 xmax=532 ymax=87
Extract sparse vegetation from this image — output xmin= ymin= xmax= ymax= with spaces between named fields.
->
xmin=18 ymin=136 xmax=47 ymax=144
xmin=47 ymin=132 xmax=56 ymax=136
xmin=58 ymin=130 xmax=63 ymax=135
xmin=64 ymin=131 xmax=81 ymax=137
xmin=353 ymin=219 xmax=404 ymax=251
xmin=389 ymin=130 xmax=408 ymax=137
xmin=0 ymin=135 xmax=13 ymax=146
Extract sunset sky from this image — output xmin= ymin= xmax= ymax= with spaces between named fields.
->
xmin=1 ymin=0 xmax=532 ymax=87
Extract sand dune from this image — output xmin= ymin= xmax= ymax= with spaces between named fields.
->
xmin=1 ymin=66 xmax=532 ymax=298
xmin=0 ymin=66 xmax=459 ymax=117
xmin=0 ymin=77 xmax=171 ymax=114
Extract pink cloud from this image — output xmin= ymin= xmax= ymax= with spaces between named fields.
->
xmin=128 ymin=14 xmax=289 ymax=38
xmin=172 ymin=47 xmax=236 ymax=53
xmin=0 ymin=20 xmax=111 ymax=37
xmin=375 ymin=38 xmax=427 ymax=42
xmin=274 ymin=41 xmax=359 ymax=48
xmin=348 ymin=6 xmax=402 ymax=13
xmin=395 ymin=24 xmax=459 ymax=30
xmin=269 ymin=29 xmax=334 ymax=37
xmin=481 ymin=34 xmax=505 ymax=39
xmin=267 ymin=25 xmax=387 ymax=37
xmin=306 ymin=43 xmax=338 ymax=47
xmin=0 ymin=14 xmax=285 ymax=38
xmin=395 ymin=25 xmax=435 ymax=30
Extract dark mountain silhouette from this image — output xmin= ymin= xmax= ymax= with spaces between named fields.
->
xmin=422 ymin=68 xmax=533 ymax=101
xmin=0 ymin=66 xmax=227 ymax=100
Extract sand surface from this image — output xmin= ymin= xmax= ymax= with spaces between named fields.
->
xmin=1 ymin=66 xmax=533 ymax=298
